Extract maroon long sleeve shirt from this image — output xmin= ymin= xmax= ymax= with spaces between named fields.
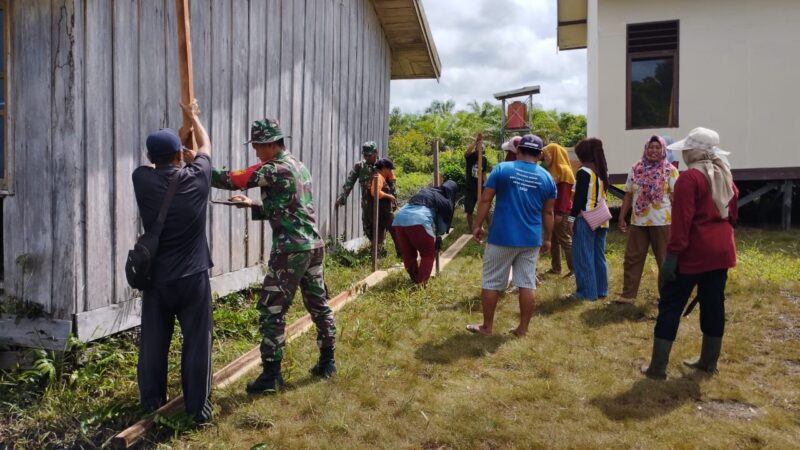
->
xmin=667 ymin=169 xmax=738 ymax=274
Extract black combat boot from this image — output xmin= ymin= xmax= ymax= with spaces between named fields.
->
xmin=683 ymin=335 xmax=722 ymax=374
xmin=246 ymin=360 xmax=284 ymax=394
xmin=309 ymin=347 xmax=336 ymax=378
xmin=641 ymin=337 xmax=673 ymax=380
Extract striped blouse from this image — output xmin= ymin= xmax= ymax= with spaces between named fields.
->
xmin=569 ymin=167 xmax=609 ymax=229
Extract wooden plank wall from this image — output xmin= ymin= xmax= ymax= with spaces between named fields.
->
xmin=2 ymin=0 xmax=391 ymax=334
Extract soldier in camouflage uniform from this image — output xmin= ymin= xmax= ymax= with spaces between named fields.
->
xmin=211 ymin=119 xmax=337 ymax=394
xmin=335 ymin=141 xmax=396 ymax=241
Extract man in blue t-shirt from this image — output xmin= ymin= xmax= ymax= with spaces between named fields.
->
xmin=467 ymin=134 xmax=556 ymax=337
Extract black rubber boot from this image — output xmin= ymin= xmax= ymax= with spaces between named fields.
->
xmin=683 ymin=335 xmax=722 ymax=374
xmin=246 ymin=360 xmax=284 ymax=394
xmin=309 ymin=347 xmax=336 ymax=378
xmin=641 ymin=337 xmax=673 ymax=380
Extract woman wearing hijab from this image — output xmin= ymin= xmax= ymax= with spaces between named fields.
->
xmin=542 ymin=143 xmax=576 ymax=276
xmin=643 ymin=127 xmax=738 ymax=380
xmin=392 ymin=180 xmax=457 ymax=285
xmin=614 ymin=136 xmax=679 ymax=304
xmin=567 ymin=138 xmax=610 ymax=301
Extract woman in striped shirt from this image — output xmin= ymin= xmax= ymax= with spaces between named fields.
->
xmin=568 ymin=138 xmax=610 ymax=301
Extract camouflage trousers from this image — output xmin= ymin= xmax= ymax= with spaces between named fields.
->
xmin=257 ymin=247 xmax=336 ymax=363
xmin=361 ymin=195 xmax=374 ymax=240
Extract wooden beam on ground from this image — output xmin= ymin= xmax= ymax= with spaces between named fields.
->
xmin=112 ymin=234 xmax=473 ymax=448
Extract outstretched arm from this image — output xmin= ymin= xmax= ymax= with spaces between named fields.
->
xmin=336 ymin=164 xmax=360 ymax=206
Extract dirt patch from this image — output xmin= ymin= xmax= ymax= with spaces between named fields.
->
xmin=780 ymin=290 xmax=800 ymax=305
xmin=696 ymin=400 xmax=763 ymax=421
xmin=785 ymin=359 xmax=800 ymax=376
xmin=767 ymin=314 xmax=800 ymax=341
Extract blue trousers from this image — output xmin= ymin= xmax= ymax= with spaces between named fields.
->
xmin=572 ymin=217 xmax=608 ymax=300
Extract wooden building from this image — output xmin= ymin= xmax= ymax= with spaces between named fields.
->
xmin=0 ymin=0 xmax=440 ymax=349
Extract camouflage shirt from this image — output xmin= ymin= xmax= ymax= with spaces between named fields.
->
xmin=212 ymin=151 xmax=324 ymax=254
xmin=337 ymin=160 xmax=376 ymax=205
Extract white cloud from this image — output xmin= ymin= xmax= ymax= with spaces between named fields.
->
xmin=390 ymin=0 xmax=587 ymax=115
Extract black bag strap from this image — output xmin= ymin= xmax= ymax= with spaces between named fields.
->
xmin=151 ymin=172 xmax=181 ymax=236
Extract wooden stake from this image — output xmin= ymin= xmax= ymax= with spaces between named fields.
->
xmin=476 ymin=133 xmax=484 ymax=203
xmin=372 ymin=172 xmax=380 ymax=271
xmin=432 ymin=139 xmax=441 ymax=275
xmin=175 ymin=0 xmax=197 ymax=149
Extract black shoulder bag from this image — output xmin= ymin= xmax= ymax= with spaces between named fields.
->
xmin=125 ymin=173 xmax=180 ymax=290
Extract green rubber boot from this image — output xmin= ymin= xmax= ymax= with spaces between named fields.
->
xmin=641 ymin=337 xmax=673 ymax=380
xmin=683 ymin=335 xmax=722 ymax=374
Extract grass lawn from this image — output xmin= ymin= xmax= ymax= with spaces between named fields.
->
xmin=2 ymin=219 xmax=799 ymax=448
xmin=169 ymin=223 xmax=800 ymax=449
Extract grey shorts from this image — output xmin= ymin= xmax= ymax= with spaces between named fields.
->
xmin=482 ymin=243 xmax=540 ymax=290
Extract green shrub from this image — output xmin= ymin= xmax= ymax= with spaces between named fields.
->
xmin=395 ymin=172 xmax=433 ymax=203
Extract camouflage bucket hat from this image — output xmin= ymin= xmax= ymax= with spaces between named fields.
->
xmin=361 ymin=141 xmax=378 ymax=154
xmin=244 ymin=118 xmax=285 ymax=145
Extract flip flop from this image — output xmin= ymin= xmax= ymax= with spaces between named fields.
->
xmin=466 ymin=324 xmax=490 ymax=336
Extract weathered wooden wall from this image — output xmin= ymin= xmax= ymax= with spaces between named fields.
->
xmin=1 ymin=0 xmax=391 ymax=344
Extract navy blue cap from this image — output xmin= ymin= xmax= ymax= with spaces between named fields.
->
xmin=146 ymin=128 xmax=182 ymax=157
xmin=517 ymin=134 xmax=544 ymax=153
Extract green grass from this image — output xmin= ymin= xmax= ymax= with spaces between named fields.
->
xmin=2 ymin=220 xmax=799 ymax=448
xmin=170 ymin=224 xmax=800 ymax=449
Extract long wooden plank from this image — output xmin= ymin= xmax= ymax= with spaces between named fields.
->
xmin=112 ymin=234 xmax=474 ymax=448
xmin=320 ymin=0 xmax=334 ymax=237
xmin=6 ymin=1 xmax=53 ymax=312
xmin=335 ymin=0 xmax=348 ymax=242
xmin=279 ymin=0 xmax=293 ymax=126
xmin=84 ymin=0 xmax=115 ymax=312
xmin=290 ymin=0 xmax=305 ymax=162
xmin=310 ymin=0 xmax=325 ymax=235
xmin=330 ymin=0 xmax=342 ymax=240
xmin=246 ymin=0 xmax=267 ymax=267
xmin=263 ymin=0 xmax=281 ymax=257
xmin=210 ymin=0 xmax=232 ymax=276
xmin=174 ymin=0 xmax=196 ymax=144
xmin=51 ymin=0 xmax=82 ymax=319
xmin=300 ymin=0 xmax=316 ymax=167
xmin=113 ymin=0 xmax=141 ymax=309
xmin=0 ymin=316 xmax=72 ymax=352
xmin=230 ymin=0 xmax=249 ymax=272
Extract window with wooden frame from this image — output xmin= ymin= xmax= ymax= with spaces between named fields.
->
xmin=626 ymin=20 xmax=679 ymax=129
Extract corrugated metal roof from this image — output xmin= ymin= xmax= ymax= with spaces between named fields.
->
xmin=372 ymin=0 xmax=441 ymax=80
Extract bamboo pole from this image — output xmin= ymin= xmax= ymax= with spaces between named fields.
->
xmin=476 ymin=133 xmax=484 ymax=202
xmin=372 ymin=172 xmax=380 ymax=272
xmin=432 ymin=139 xmax=441 ymax=275
xmin=175 ymin=0 xmax=197 ymax=149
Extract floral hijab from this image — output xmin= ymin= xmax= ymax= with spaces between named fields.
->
xmin=630 ymin=135 xmax=672 ymax=217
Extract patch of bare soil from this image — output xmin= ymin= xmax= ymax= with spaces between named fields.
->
xmin=767 ymin=314 xmax=800 ymax=341
xmin=696 ymin=400 xmax=763 ymax=421
xmin=780 ymin=290 xmax=800 ymax=305
xmin=785 ymin=359 xmax=800 ymax=376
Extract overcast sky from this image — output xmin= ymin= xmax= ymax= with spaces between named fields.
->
xmin=389 ymin=0 xmax=588 ymax=115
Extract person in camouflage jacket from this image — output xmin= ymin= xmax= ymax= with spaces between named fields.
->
xmin=335 ymin=141 xmax=396 ymax=241
xmin=212 ymin=118 xmax=337 ymax=394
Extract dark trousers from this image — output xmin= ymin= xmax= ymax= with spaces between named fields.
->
xmin=138 ymin=271 xmax=213 ymax=421
xmin=393 ymin=225 xmax=436 ymax=285
xmin=654 ymin=269 xmax=728 ymax=341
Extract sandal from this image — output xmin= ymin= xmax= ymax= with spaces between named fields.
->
xmin=466 ymin=324 xmax=491 ymax=336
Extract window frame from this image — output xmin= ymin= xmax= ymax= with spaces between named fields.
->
xmin=0 ymin=0 xmax=9 ymax=194
xmin=625 ymin=20 xmax=680 ymax=130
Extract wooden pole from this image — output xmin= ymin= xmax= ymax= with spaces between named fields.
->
xmin=476 ymin=133 xmax=484 ymax=202
xmin=175 ymin=0 xmax=197 ymax=149
xmin=432 ymin=139 xmax=441 ymax=275
xmin=372 ymin=172 xmax=380 ymax=271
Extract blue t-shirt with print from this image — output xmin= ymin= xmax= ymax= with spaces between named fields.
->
xmin=484 ymin=160 xmax=557 ymax=247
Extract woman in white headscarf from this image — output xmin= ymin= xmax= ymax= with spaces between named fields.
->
xmin=642 ymin=127 xmax=739 ymax=380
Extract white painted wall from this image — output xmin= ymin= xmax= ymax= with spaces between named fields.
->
xmin=586 ymin=0 xmax=800 ymax=177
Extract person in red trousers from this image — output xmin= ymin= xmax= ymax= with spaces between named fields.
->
xmin=391 ymin=180 xmax=457 ymax=285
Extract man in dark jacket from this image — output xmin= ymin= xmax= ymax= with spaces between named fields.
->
xmin=131 ymin=101 xmax=213 ymax=423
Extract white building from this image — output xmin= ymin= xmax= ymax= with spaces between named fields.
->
xmin=557 ymin=0 xmax=798 ymax=227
